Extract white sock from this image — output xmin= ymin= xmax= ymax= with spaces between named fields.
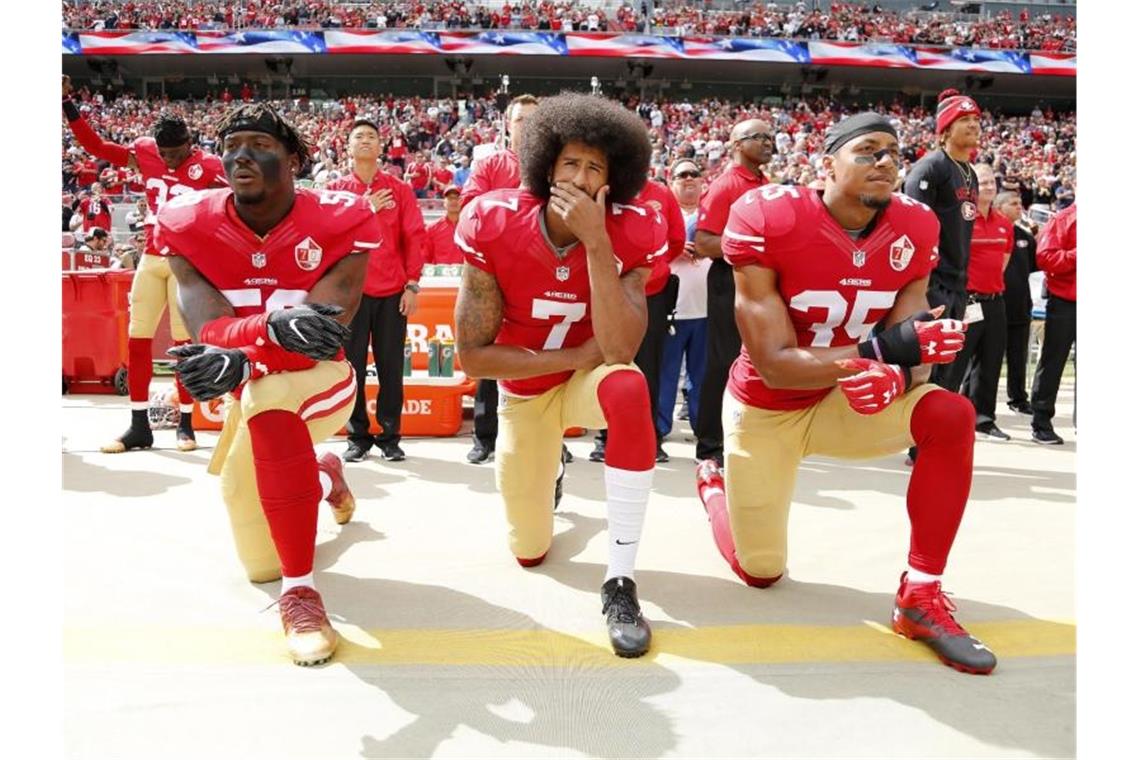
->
xmin=179 ymin=403 xmax=194 ymax=414
xmin=280 ymin=572 xmax=315 ymax=595
xmin=603 ymin=466 xmax=654 ymax=582
xmin=907 ymin=567 xmax=941 ymax=585
xmin=318 ymin=470 xmax=332 ymax=501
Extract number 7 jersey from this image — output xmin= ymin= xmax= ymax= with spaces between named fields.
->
xmin=155 ymin=187 xmax=382 ymax=316
xmin=722 ymin=185 xmax=941 ymax=410
xmin=455 ymin=188 xmax=668 ymax=398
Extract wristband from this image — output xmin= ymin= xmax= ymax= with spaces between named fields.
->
xmin=63 ymin=99 xmax=81 ymax=122
xmin=242 ymin=342 xmax=318 ymax=378
xmin=856 ymin=336 xmax=885 ymax=362
xmin=900 ymin=365 xmax=913 ymax=392
xmin=199 ymin=313 xmax=270 ymax=349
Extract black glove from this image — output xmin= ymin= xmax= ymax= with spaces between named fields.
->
xmin=167 ymin=344 xmax=250 ymax=401
xmin=266 ymin=303 xmax=350 ymax=361
xmin=857 ymin=309 xmax=933 ymax=367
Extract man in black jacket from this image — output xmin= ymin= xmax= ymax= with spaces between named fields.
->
xmin=996 ymin=191 xmax=1037 ymax=415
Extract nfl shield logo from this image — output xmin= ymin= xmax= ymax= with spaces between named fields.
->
xmin=889 ymin=234 xmax=915 ymax=272
xmin=555 ymin=265 xmax=571 ymax=282
xmin=294 ymin=236 xmax=323 ymax=271
xmin=251 ymin=251 xmax=266 ymax=269
xmin=852 ymin=250 xmax=866 ymax=268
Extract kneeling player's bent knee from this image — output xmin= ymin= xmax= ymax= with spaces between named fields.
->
xmin=240 ymin=374 xmax=295 ymax=418
xmin=496 ymin=397 xmax=562 ymax=561
xmin=911 ymin=389 xmax=975 ymax=448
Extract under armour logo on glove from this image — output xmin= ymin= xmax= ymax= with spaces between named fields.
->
xmin=913 ymin=315 xmax=965 ymax=364
xmin=167 ymin=344 xmax=250 ymax=401
xmin=835 ymin=358 xmax=906 ymax=416
xmin=266 ymin=303 xmax=350 ymax=361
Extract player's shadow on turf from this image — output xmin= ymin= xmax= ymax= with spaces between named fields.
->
xmin=791 ymin=458 xmax=1076 ymax=510
xmin=61 ymin=451 xmax=192 ymax=497
xmin=536 ymin=512 xmax=1074 ymax=759
xmin=369 ymin=450 xmax=500 ymax=496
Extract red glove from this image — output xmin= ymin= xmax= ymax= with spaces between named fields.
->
xmin=835 ymin=359 xmax=908 ymax=415
xmin=913 ymin=317 xmax=965 ymax=364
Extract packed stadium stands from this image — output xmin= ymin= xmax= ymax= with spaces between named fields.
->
xmin=62 ymin=1 xmax=1076 ymax=51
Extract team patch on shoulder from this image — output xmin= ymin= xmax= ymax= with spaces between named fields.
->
xmin=889 ymin=234 xmax=915 ymax=272
xmin=294 ymin=236 xmax=323 ymax=271
xmin=187 ymin=164 xmax=203 ymax=180
xmin=919 ymin=180 xmax=929 ymax=191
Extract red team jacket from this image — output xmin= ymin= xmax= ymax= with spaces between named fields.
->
xmin=155 ymin=187 xmax=383 ymax=322
xmin=635 ymin=179 xmax=688 ymax=296
xmin=423 ymin=216 xmax=464 ymax=265
xmin=455 ymin=188 xmax=668 ymax=398
xmin=327 ymin=171 xmax=426 ymax=298
xmin=722 ymin=186 xmax=941 ymax=411
xmin=1036 ymin=203 xmax=1076 ymax=302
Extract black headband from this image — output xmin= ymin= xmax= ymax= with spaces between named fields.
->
xmin=824 ymin=112 xmax=898 ymax=155
xmin=219 ymin=109 xmax=289 ymax=143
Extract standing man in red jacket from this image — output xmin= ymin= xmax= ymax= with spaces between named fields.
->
xmin=329 ymin=118 xmax=427 ymax=462
xmin=1030 ymin=202 xmax=1076 ymax=445
xmin=459 ymin=94 xmax=539 ymax=465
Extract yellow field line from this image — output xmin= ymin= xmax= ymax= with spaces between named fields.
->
xmin=64 ymin=619 xmax=1074 ymax=668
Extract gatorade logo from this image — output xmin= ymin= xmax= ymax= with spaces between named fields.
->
xmin=366 ymin=398 xmax=433 ymax=416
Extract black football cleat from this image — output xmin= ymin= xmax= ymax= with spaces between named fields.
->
xmin=100 ymin=423 xmax=154 ymax=454
xmin=892 ymin=572 xmax=997 ymax=675
xmin=561 ymin=443 xmax=574 ymax=464
xmin=553 ymin=460 xmax=565 ymax=511
xmin=601 ymin=577 xmax=652 ymax=658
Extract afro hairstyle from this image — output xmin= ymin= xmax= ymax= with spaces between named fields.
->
xmin=518 ymin=92 xmax=651 ymax=205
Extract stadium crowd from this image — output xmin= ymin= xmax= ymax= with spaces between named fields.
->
xmin=62 ymin=1 xmax=1076 ymax=52
xmin=61 ymin=87 xmax=1076 ymax=235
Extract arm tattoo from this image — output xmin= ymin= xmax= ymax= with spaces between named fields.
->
xmin=455 ymin=265 xmax=504 ymax=351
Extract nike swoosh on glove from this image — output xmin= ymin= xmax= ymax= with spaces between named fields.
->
xmin=167 ymin=344 xmax=250 ymax=401
xmin=266 ymin=303 xmax=350 ymax=361
xmin=835 ymin=358 xmax=906 ymax=415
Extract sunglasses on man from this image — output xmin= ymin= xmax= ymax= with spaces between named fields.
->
xmin=674 ymin=169 xmax=701 ymax=179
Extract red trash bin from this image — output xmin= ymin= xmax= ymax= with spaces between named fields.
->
xmin=62 ymin=270 xmax=134 ymax=394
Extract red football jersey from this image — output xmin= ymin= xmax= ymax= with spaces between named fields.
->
xmin=723 ymin=186 xmax=941 ymax=410
xmin=459 ymin=149 xmax=520 ymax=208
xmin=456 ymin=188 xmax=668 ymax=398
xmin=635 ymin=179 xmax=687 ymax=296
xmin=154 ymin=187 xmax=382 ymax=318
xmin=133 ymin=137 xmax=228 ymax=255
xmin=423 ymin=216 xmax=464 ymax=265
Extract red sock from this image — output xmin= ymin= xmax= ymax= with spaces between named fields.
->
xmin=699 ymin=480 xmax=781 ymax=588
xmin=597 ymin=370 xmax=655 ymax=472
xmin=127 ymin=337 xmax=153 ymax=403
xmin=907 ymin=390 xmax=975 ymax=575
xmin=247 ymin=410 xmax=321 ymax=578
xmin=170 ymin=339 xmax=194 ymax=408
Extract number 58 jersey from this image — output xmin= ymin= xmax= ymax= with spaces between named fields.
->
xmin=456 ymin=188 xmax=668 ymax=398
xmin=155 ymin=187 xmax=382 ymax=316
xmin=722 ymin=185 xmax=941 ymax=411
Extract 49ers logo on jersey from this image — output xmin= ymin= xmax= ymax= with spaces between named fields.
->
xmin=294 ymin=236 xmax=323 ymax=271
xmin=187 ymin=164 xmax=203 ymax=180
xmin=889 ymin=234 xmax=915 ymax=272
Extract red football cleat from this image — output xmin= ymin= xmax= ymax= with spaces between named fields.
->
xmin=318 ymin=452 xmax=356 ymax=525
xmin=892 ymin=572 xmax=997 ymax=675
xmin=277 ymin=586 xmax=338 ymax=666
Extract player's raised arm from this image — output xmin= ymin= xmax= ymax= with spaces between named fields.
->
xmin=62 ymin=75 xmax=136 ymax=169
xmin=454 ymin=264 xmax=600 ymax=381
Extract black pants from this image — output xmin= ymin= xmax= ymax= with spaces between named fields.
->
xmin=597 ymin=275 xmax=679 ymax=446
xmin=1031 ymin=296 xmax=1076 ymax=433
xmin=1005 ymin=321 xmax=1031 ymax=406
xmin=694 ymin=259 xmax=740 ymax=463
xmin=472 ymin=378 xmax=498 ymax=449
xmin=949 ymin=296 xmax=1007 ymax=425
xmin=345 ymin=292 xmax=406 ymax=448
xmin=925 ymin=279 xmax=968 ymax=391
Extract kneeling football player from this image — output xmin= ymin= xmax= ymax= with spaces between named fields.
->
xmin=454 ymin=93 xmax=668 ymax=658
xmin=697 ymin=112 xmax=996 ymax=674
xmin=160 ymin=104 xmax=381 ymax=666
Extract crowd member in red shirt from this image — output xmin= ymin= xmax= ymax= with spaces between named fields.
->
xmin=404 ymin=151 xmax=432 ymax=198
xmin=422 ymin=184 xmax=464 ymax=265
xmin=692 ymin=117 xmax=773 ymax=469
xmin=328 ymin=117 xmax=426 ymax=463
xmin=941 ymin=164 xmax=1015 ymax=441
xmin=1030 ymin=202 xmax=1076 ymax=445
xmin=459 ymin=93 xmax=540 ymax=466
xmin=76 ymin=183 xmax=112 ymax=233
xmin=430 ymin=155 xmax=454 ymax=197
xmin=386 ymin=131 xmax=408 ymax=169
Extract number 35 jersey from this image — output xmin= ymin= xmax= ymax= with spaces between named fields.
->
xmin=456 ymin=188 xmax=668 ymax=398
xmin=722 ymin=186 xmax=941 ymax=411
xmin=155 ymin=187 xmax=382 ymax=316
